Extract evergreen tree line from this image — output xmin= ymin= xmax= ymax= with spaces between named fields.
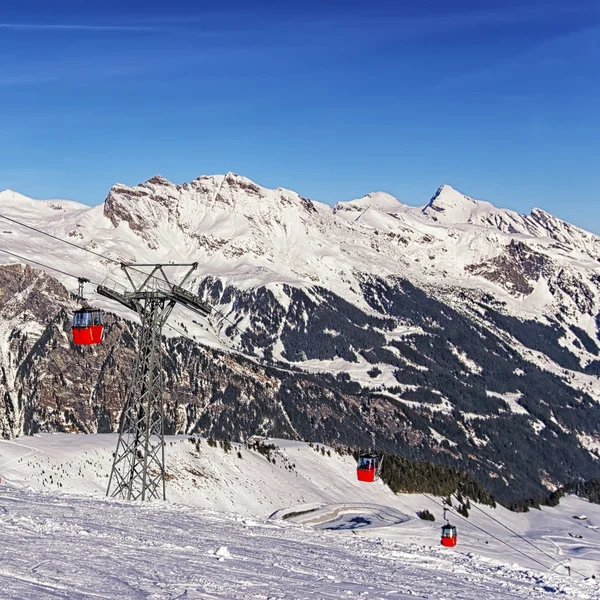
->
xmin=377 ymin=453 xmax=496 ymax=508
xmin=361 ymin=450 xmax=600 ymax=514
xmin=507 ymin=477 xmax=600 ymax=512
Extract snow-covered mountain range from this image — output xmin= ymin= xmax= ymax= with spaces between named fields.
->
xmin=0 ymin=173 xmax=599 ymax=504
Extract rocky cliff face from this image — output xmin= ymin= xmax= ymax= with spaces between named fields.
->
xmin=0 ymin=176 xmax=599 ymax=503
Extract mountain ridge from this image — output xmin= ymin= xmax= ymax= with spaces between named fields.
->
xmin=4 ymin=173 xmax=599 ymax=236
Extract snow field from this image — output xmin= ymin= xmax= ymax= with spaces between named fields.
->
xmin=1 ymin=485 xmax=596 ymax=600
xmin=0 ymin=434 xmax=599 ymax=598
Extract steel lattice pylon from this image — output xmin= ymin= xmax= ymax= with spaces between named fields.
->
xmin=98 ymin=263 xmax=211 ymax=501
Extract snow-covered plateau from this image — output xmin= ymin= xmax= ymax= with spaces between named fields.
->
xmin=1 ymin=433 xmax=600 ymax=599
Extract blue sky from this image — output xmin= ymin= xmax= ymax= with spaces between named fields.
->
xmin=1 ymin=0 xmax=599 ymax=232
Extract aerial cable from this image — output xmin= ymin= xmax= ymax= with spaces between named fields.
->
xmin=0 ymin=238 xmax=585 ymax=576
xmin=464 ymin=497 xmax=585 ymax=578
xmin=0 ymin=211 xmax=193 ymax=288
xmin=348 ymin=417 xmax=564 ymax=573
xmin=0 ymin=210 xmax=266 ymax=355
xmin=0 ymin=247 xmax=100 ymax=283
xmin=339 ymin=407 xmax=581 ymax=577
xmin=0 ymin=213 xmax=122 ymax=265
xmin=1 ymin=173 xmax=232 ymax=270
xmin=422 ymin=493 xmax=554 ymax=572
xmin=0 ymin=229 xmax=263 ymax=364
xmin=0 ymin=239 xmax=263 ymax=361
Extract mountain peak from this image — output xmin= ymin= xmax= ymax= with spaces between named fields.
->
xmin=333 ymin=191 xmax=404 ymax=215
xmin=0 ymin=189 xmax=36 ymax=204
xmin=434 ymin=183 xmax=460 ymax=196
xmin=143 ymin=174 xmax=172 ymax=187
xmin=424 ymin=184 xmax=476 ymax=212
xmin=421 ymin=185 xmax=496 ymax=224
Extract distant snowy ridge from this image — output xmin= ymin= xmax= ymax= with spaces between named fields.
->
xmin=2 ymin=174 xmax=598 ymax=303
xmin=420 ymin=184 xmax=600 ymax=257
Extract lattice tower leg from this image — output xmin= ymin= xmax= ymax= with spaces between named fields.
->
xmin=107 ymin=298 xmax=172 ymax=501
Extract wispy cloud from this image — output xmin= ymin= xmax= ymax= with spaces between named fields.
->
xmin=0 ymin=61 xmax=160 ymax=88
xmin=0 ymin=23 xmax=161 ymax=32
xmin=138 ymin=2 xmax=600 ymax=35
xmin=0 ymin=73 xmax=62 ymax=87
xmin=433 ymin=25 xmax=600 ymax=94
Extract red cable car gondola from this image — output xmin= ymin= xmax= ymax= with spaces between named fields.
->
xmin=441 ymin=523 xmax=457 ymax=547
xmin=72 ymin=308 xmax=104 ymax=345
xmin=357 ymin=453 xmax=380 ymax=482
xmin=71 ymin=277 xmax=104 ymax=346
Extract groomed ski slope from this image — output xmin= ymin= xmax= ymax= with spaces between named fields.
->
xmin=0 ymin=434 xmax=599 ymax=599
xmin=2 ymin=487 xmax=598 ymax=600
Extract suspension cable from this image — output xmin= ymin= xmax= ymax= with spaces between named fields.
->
xmin=422 ymin=493 xmax=553 ymax=571
xmin=0 ymin=213 xmax=121 ymax=265
xmin=0 ymin=217 xmax=586 ymax=576
xmin=339 ymin=408 xmax=584 ymax=577
xmin=0 ymin=247 xmax=100 ymax=283
xmin=465 ymin=499 xmax=585 ymax=577
xmin=0 ymin=210 xmax=266 ymax=355
xmin=0 ymin=239 xmax=260 ymax=361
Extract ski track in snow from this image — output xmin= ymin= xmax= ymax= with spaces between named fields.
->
xmin=0 ymin=487 xmax=598 ymax=600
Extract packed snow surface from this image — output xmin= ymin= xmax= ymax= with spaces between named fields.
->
xmin=1 ymin=434 xmax=600 ymax=599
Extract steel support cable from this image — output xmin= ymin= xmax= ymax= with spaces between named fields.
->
xmin=353 ymin=383 xmax=589 ymax=578
xmin=393 ymin=436 xmax=573 ymax=574
xmin=0 ymin=213 xmax=122 ymax=265
xmin=0 ymin=212 xmax=194 ymax=293
xmin=164 ymin=322 xmax=216 ymax=352
xmin=366 ymin=428 xmax=559 ymax=572
xmin=0 ymin=244 xmax=261 ymax=380
xmin=417 ymin=435 xmax=588 ymax=578
xmin=0 ymin=247 xmax=102 ymax=284
xmin=0 ymin=246 xmax=148 ymax=330
xmin=0 ymin=240 xmax=260 ymax=369
xmin=421 ymin=493 xmax=554 ymax=571
xmin=0 ymin=240 xmax=583 ymax=566
xmin=337 ymin=411 xmax=580 ymax=576
xmin=420 ymin=426 xmax=585 ymax=577
xmin=465 ymin=499 xmax=585 ymax=578
xmin=0 ymin=246 xmax=585 ymax=574
xmin=0 ymin=211 xmax=265 ymax=355
xmin=334 ymin=413 xmax=559 ymax=573
xmin=3 ymin=216 xmax=577 ymax=572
